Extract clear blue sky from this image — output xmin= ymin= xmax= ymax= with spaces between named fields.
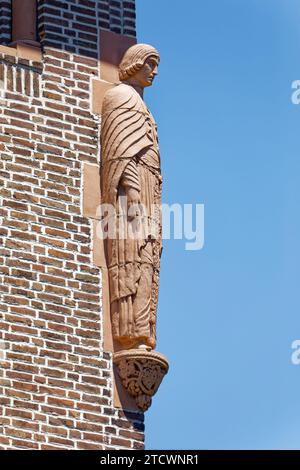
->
xmin=136 ymin=0 xmax=300 ymax=450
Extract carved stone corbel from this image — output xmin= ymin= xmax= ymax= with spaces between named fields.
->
xmin=114 ymin=350 xmax=169 ymax=411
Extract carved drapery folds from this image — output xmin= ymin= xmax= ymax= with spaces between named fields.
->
xmin=100 ymin=44 xmax=169 ymax=410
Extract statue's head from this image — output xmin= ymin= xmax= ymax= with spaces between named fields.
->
xmin=119 ymin=43 xmax=160 ymax=88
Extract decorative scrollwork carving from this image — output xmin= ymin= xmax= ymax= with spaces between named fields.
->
xmin=114 ymin=350 xmax=169 ymax=411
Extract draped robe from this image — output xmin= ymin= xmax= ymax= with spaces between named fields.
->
xmin=101 ymin=83 xmax=162 ymax=349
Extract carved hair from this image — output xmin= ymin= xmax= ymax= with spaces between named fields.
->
xmin=119 ymin=43 xmax=160 ymax=81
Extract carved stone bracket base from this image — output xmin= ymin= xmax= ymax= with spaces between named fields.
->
xmin=113 ymin=350 xmax=169 ymax=412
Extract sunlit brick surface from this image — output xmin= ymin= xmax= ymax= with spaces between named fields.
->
xmin=0 ymin=0 xmax=144 ymax=450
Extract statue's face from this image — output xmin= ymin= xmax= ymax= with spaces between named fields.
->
xmin=134 ymin=56 xmax=159 ymax=88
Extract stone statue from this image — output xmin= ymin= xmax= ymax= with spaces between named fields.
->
xmin=101 ymin=43 xmax=169 ymax=411
xmin=101 ymin=44 xmax=162 ymax=352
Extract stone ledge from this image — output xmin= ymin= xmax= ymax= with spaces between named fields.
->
xmin=0 ymin=42 xmax=42 ymax=63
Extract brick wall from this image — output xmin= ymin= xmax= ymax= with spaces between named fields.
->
xmin=0 ymin=0 xmax=144 ymax=450
xmin=0 ymin=1 xmax=136 ymax=49
xmin=99 ymin=0 xmax=136 ymax=36
xmin=38 ymin=0 xmax=99 ymax=57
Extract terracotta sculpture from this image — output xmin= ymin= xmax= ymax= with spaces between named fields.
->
xmin=101 ymin=44 xmax=162 ymax=352
xmin=101 ymin=44 xmax=168 ymax=410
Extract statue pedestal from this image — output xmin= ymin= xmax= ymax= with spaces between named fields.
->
xmin=114 ymin=350 xmax=169 ymax=412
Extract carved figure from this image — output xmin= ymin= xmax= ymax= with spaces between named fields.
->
xmin=101 ymin=44 xmax=162 ymax=351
